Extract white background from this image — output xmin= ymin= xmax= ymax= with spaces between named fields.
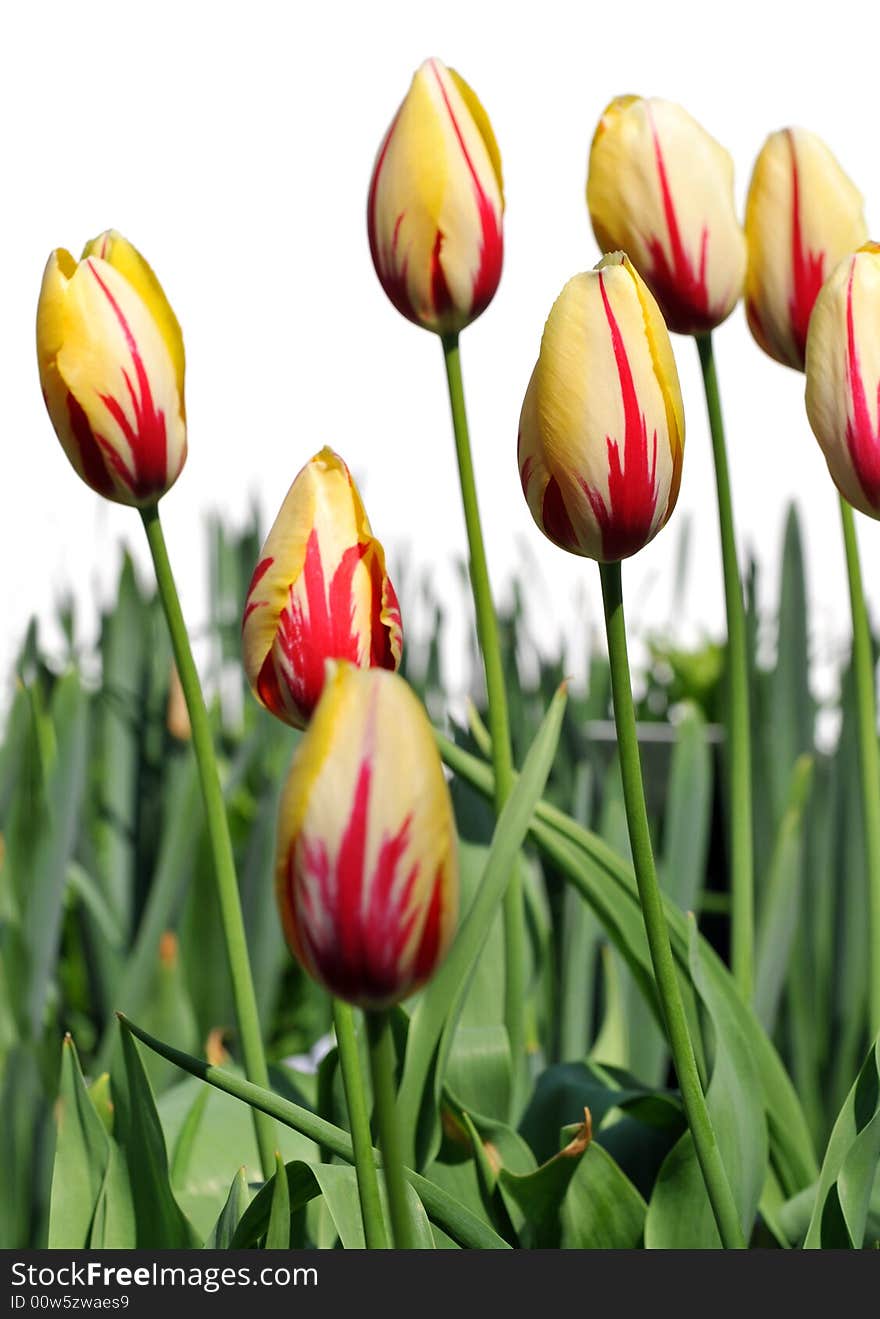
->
xmin=2 ymin=0 xmax=877 ymax=709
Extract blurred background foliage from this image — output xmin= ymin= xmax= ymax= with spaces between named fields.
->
xmin=0 ymin=503 xmax=876 ymax=1248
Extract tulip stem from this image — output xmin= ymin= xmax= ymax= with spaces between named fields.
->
xmin=365 ymin=1010 xmax=414 ymax=1249
xmin=140 ymin=505 xmax=276 ymax=1181
xmin=332 ymin=1001 xmax=389 ymax=1248
xmin=599 ymin=559 xmax=746 ymax=1249
xmin=840 ymin=498 xmax=880 ymax=1037
xmin=696 ymin=332 xmax=754 ymax=1003
xmin=441 ymin=332 xmax=526 ymax=1103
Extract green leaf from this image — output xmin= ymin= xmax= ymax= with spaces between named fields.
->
xmin=160 ymin=1073 xmax=315 ymax=1239
xmin=48 ymin=1036 xmax=109 ymax=1247
xmin=265 ymin=1151 xmax=291 ymax=1248
xmin=121 ymin=1013 xmax=509 ymax=1250
xmin=436 ymin=735 xmax=818 ymax=1198
xmin=398 ymin=684 xmax=567 ymax=1168
xmin=205 ymin=1167 xmax=250 ymax=1248
xmin=232 ymin=1161 xmax=433 ymax=1249
xmin=660 ymin=703 xmax=713 ymax=916
xmin=95 ymin=753 xmax=202 ymax=1072
xmin=20 ymin=673 xmax=89 ymax=1037
xmin=645 ymin=918 xmax=767 ymax=1247
xmin=561 ymin=1140 xmax=647 ymax=1248
xmin=113 ymin=1022 xmax=199 ymax=1247
xmin=754 ymin=756 xmax=813 ymax=1033
xmin=804 ymin=1037 xmax=880 ymax=1248
xmin=498 ymin=1115 xmax=590 ymax=1247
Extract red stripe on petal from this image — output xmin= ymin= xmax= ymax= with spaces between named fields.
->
xmin=643 ymin=109 xmax=715 ymax=334
xmin=581 ymin=274 xmax=659 ymax=561
xmin=430 ymin=62 xmax=503 ymax=323
xmin=844 ymin=260 xmax=880 ymax=509
xmin=242 ymin=555 xmax=275 ymax=629
xmin=787 ymin=131 xmax=827 ymax=370
xmin=66 ymin=391 xmax=116 ymax=497
xmin=541 ymin=475 xmax=580 ymax=553
xmin=86 ymin=260 xmax=170 ymax=499
xmin=411 ymin=866 xmax=445 ymax=983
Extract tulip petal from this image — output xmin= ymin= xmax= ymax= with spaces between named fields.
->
xmin=368 ymin=57 xmax=503 ymax=335
xmin=519 ymin=257 xmax=684 ymax=562
xmin=745 ymin=129 xmax=867 ymax=371
xmin=38 ymin=244 xmax=186 ymax=506
xmin=587 ymin=97 xmax=744 ymax=335
xmin=242 ymin=449 xmax=402 ymax=728
xmin=276 ymin=665 xmax=457 ymax=1009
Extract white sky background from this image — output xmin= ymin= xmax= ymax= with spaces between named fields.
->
xmin=2 ymin=0 xmax=877 ymax=711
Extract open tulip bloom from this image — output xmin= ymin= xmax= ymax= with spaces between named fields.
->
xmin=242 ymin=447 xmax=403 ymax=729
xmin=37 ymin=230 xmax=187 ymax=506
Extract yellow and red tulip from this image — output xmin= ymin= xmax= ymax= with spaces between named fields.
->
xmin=36 ymin=230 xmax=186 ymax=506
xmin=367 ymin=56 xmax=504 ymax=336
xmin=242 ymin=447 xmax=402 ymax=729
xmin=806 ymin=243 xmax=880 ymax=518
xmin=518 ymin=253 xmax=685 ymax=562
xmin=587 ymin=96 xmax=745 ymax=335
xmin=276 ymin=662 xmax=458 ymax=1008
xmin=745 ymin=128 xmax=868 ymax=371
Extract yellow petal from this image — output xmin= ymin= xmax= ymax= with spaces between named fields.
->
xmin=367 ymin=57 xmax=504 ymax=335
xmin=519 ymin=254 xmax=684 ymax=562
xmin=82 ymin=230 xmax=186 ymax=410
xmin=806 ymin=245 xmax=880 ymax=517
xmin=587 ymin=96 xmax=745 ymax=335
xmin=275 ymin=664 xmax=458 ymax=1008
xmin=242 ymin=449 xmax=402 ymax=728
xmin=745 ymin=128 xmax=867 ymax=371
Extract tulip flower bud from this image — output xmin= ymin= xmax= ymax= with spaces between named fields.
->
xmin=276 ymin=662 xmax=458 ymax=1008
xmin=518 ymin=253 xmax=685 ymax=562
xmin=587 ymin=96 xmax=745 ymax=335
xmin=745 ymin=129 xmax=868 ymax=370
xmin=367 ymin=56 xmax=504 ymax=335
xmin=36 ymin=230 xmax=186 ymax=506
xmin=805 ymin=243 xmax=880 ymax=518
xmin=242 ymin=447 xmax=402 ymax=729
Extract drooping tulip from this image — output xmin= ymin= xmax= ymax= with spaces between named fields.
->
xmin=587 ymin=96 xmax=745 ymax=335
xmin=806 ymin=243 xmax=880 ymax=518
xmin=276 ymin=662 xmax=458 ymax=1008
xmin=367 ymin=56 xmax=504 ymax=335
xmin=242 ymin=447 xmax=402 ymax=729
xmin=36 ymin=230 xmax=186 ymax=506
xmin=518 ymin=253 xmax=685 ymax=562
xmin=745 ymin=128 xmax=868 ymax=370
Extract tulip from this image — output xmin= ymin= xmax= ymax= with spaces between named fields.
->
xmin=367 ymin=56 xmax=504 ymax=335
xmin=242 ymin=447 xmax=402 ymax=729
xmin=745 ymin=128 xmax=867 ymax=370
xmin=587 ymin=96 xmax=745 ymax=336
xmin=805 ymin=243 xmax=880 ymax=518
xmin=518 ymin=253 xmax=685 ymax=562
xmin=36 ymin=230 xmax=186 ymax=506
xmin=276 ymin=662 xmax=458 ymax=1008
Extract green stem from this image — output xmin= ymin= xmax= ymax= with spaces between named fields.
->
xmin=140 ymin=505 xmax=275 ymax=1180
xmin=366 ymin=1010 xmax=413 ymax=1248
xmin=441 ymin=332 xmax=526 ymax=1095
xmin=331 ymin=1001 xmax=389 ymax=1248
xmin=696 ymin=332 xmax=754 ymax=1002
xmin=599 ymin=560 xmax=746 ymax=1249
xmin=840 ymin=498 xmax=880 ymax=1037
